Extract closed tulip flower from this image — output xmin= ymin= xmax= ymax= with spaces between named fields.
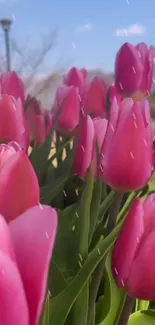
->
xmin=63 ymin=67 xmax=88 ymax=98
xmin=52 ymin=85 xmax=80 ymax=134
xmin=0 ymin=204 xmax=57 ymax=325
xmin=73 ymin=116 xmax=107 ymax=179
xmin=100 ymin=98 xmax=153 ymax=192
xmin=115 ymin=42 xmax=155 ymax=100
xmin=83 ymin=77 xmax=107 ymax=118
xmin=0 ymin=94 xmax=29 ymax=151
xmin=112 ymin=194 xmax=155 ymax=300
xmin=0 ymin=71 xmax=25 ymax=104
xmin=0 ymin=141 xmax=39 ymax=222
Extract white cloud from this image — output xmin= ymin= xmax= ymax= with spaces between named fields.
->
xmin=75 ymin=23 xmax=92 ymax=33
xmin=114 ymin=24 xmax=146 ymax=37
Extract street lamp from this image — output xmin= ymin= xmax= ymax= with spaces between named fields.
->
xmin=0 ymin=18 xmax=12 ymax=71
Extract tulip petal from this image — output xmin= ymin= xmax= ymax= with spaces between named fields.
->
xmin=112 ymin=198 xmax=144 ymax=288
xmin=143 ymin=194 xmax=155 ymax=232
xmin=0 ymin=251 xmax=29 ymax=325
xmin=9 ymin=205 xmax=57 ymax=325
xmin=0 ymin=214 xmax=15 ymax=261
xmin=0 ymin=151 xmax=39 ymax=221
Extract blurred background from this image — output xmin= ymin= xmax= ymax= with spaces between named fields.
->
xmin=1 ymin=0 xmax=155 ymax=123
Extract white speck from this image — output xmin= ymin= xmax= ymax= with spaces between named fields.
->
xmin=143 ymin=139 xmax=148 ymax=147
xmin=132 ymin=113 xmax=136 ymax=120
xmin=146 ymin=90 xmax=150 ymax=96
xmin=12 ymin=13 xmax=16 ymax=21
xmin=72 ymin=41 xmax=76 ymax=49
xmin=75 ymin=189 xmax=78 ymax=195
xmin=114 ymin=267 xmax=118 ymax=275
xmin=12 ymin=102 xmax=16 ymax=111
xmin=81 ymin=145 xmax=85 ymax=152
xmin=78 ymin=261 xmax=82 ymax=268
xmin=78 ymin=94 xmax=82 ymax=102
xmin=39 ymin=203 xmax=43 ymax=210
xmin=119 ymin=82 xmax=123 ymax=90
xmin=130 ymin=152 xmax=134 ymax=159
xmin=134 ymin=121 xmax=137 ymax=129
xmin=121 ymin=279 xmax=125 ymax=287
xmin=63 ymin=190 xmax=67 ymax=197
xmin=45 ymin=232 xmax=49 ymax=239
xmin=100 ymin=164 xmax=104 ymax=172
xmin=136 ymin=237 xmax=140 ymax=243
xmin=81 ymin=107 xmax=84 ymax=115
xmin=48 ymin=290 xmax=52 ymax=297
xmin=76 ymin=211 xmax=79 ymax=218
xmin=126 ymin=0 xmax=129 ymax=4
xmin=79 ymin=253 xmax=83 ymax=261
xmin=153 ymin=78 xmax=155 ymax=85
xmin=137 ymin=50 xmax=141 ymax=58
xmin=97 ymin=248 xmax=101 ymax=256
xmin=132 ymin=66 xmax=136 ymax=74
xmin=110 ymin=123 xmax=114 ymax=131
xmin=101 ymin=152 xmax=104 ymax=158
xmin=1 ymin=269 xmax=4 ymax=275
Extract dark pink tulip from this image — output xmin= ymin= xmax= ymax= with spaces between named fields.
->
xmin=25 ymin=96 xmax=52 ymax=146
xmin=115 ymin=42 xmax=155 ymax=99
xmin=63 ymin=67 xmax=87 ymax=98
xmin=112 ymin=194 xmax=155 ymax=300
xmin=0 ymin=94 xmax=29 ymax=150
xmin=100 ymin=98 xmax=153 ymax=192
xmin=52 ymin=85 xmax=80 ymax=134
xmin=0 ymin=71 xmax=25 ymax=104
xmin=0 ymin=142 xmax=39 ymax=222
xmin=0 ymin=204 xmax=57 ymax=325
xmin=108 ymin=84 xmax=121 ymax=105
xmin=83 ymin=77 xmax=107 ymax=118
xmin=73 ymin=116 xmax=107 ymax=179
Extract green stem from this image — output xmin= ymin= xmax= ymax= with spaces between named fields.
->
xmin=87 ymin=192 xmax=123 ymax=325
xmin=117 ymin=296 xmax=135 ymax=325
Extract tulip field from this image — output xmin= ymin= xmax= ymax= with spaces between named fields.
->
xmin=0 ymin=42 xmax=155 ymax=325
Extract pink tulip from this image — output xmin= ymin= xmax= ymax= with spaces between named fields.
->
xmin=0 ymin=141 xmax=39 ymax=222
xmin=100 ymin=98 xmax=153 ymax=192
xmin=112 ymin=194 xmax=155 ymax=300
xmin=83 ymin=77 xmax=107 ymax=118
xmin=108 ymin=84 xmax=121 ymax=105
xmin=0 ymin=71 xmax=25 ymax=104
xmin=73 ymin=116 xmax=107 ymax=179
xmin=52 ymin=85 xmax=80 ymax=134
xmin=115 ymin=42 xmax=155 ymax=99
xmin=0 ymin=94 xmax=29 ymax=150
xmin=25 ymin=96 xmax=52 ymax=146
xmin=0 ymin=204 xmax=57 ymax=325
xmin=63 ymin=67 xmax=88 ymax=98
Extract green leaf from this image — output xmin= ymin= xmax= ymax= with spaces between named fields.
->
xmin=89 ymin=179 xmax=102 ymax=244
xmin=129 ymin=310 xmax=155 ymax=325
xmin=48 ymin=260 xmax=67 ymax=297
xmin=40 ymin=176 xmax=67 ymax=204
xmin=96 ymin=251 xmax=126 ymax=325
xmin=97 ymin=191 xmax=115 ymax=223
xmin=135 ymin=300 xmax=149 ymax=312
xmin=39 ymin=291 xmax=51 ymax=325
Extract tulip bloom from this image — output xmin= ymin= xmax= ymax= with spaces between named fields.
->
xmin=25 ymin=96 xmax=52 ymax=147
xmin=83 ymin=77 xmax=107 ymax=118
xmin=52 ymin=85 xmax=80 ymax=134
xmin=100 ymin=98 xmax=153 ymax=192
xmin=0 ymin=141 xmax=39 ymax=222
xmin=108 ymin=84 xmax=121 ymax=105
xmin=0 ymin=71 xmax=25 ymax=104
xmin=112 ymin=194 xmax=155 ymax=300
xmin=63 ymin=67 xmax=88 ymax=98
xmin=73 ymin=116 xmax=108 ymax=179
xmin=0 ymin=94 xmax=29 ymax=150
xmin=115 ymin=42 xmax=155 ymax=100
xmin=0 ymin=204 xmax=57 ymax=325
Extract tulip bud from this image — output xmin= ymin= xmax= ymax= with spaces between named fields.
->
xmin=0 ymin=141 xmax=39 ymax=221
xmin=52 ymin=85 xmax=80 ymax=134
xmin=115 ymin=42 xmax=155 ymax=100
xmin=0 ymin=94 xmax=29 ymax=151
xmin=112 ymin=194 xmax=155 ymax=300
xmin=63 ymin=67 xmax=88 ymax=98
xmin=83 ymin=77 xmax=107 ymax=118
xmin=0 ymin=71 xmax=25 ymax=104
xmin=73 ymin=116 xmax=107 ymax=179
xmin=100 ymin=98 xmax=153 ymax=192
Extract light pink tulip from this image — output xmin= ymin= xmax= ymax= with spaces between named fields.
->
xmin=0 ymin=204 xmax=57 ymax=325
xmin=83 ymin=77 xmax=107 ymax=118
xmin=73 ymin=116 xmax=107 ymax=179
xmin=0 ymin=94 xmax=29 ymax=150
xmin=63 ymin=67 xmax=88 ymax=98
xmin=115 ymin=42 xmax=155 ymax=99
xmin=0 ymin=71 xmax=25 ymax=104
xmin=0 ymin=142 xmax=39 ymax=221
xmin=100 ymin=98 xmax=153 ymax=192
xmin=112 ymin=194 xmax=155 ymax=300
xmin=52 ymin=85 xmax=80 ymax=134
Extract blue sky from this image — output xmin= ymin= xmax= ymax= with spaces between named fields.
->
xmin=0 ymin=0 xmax=155 ymax=73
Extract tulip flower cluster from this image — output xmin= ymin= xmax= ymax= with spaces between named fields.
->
xmin=0 ymin=41 xmax=154 ymax=325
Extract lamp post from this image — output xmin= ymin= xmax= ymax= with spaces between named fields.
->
xmin=0 ymin=18 xmax=12 ymax=71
